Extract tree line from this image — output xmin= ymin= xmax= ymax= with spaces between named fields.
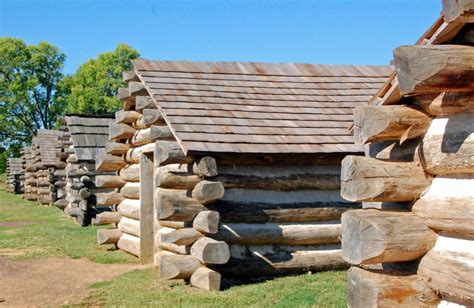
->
xmin=0 ymin=37 xmax=140 ymax=172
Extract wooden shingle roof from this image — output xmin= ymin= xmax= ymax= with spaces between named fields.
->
xmin=133 ymin=60 xmax=392 ymax=154
xmin=64 ymin=116 xmax=113 ymax=161
xmin=35 ymin=129 xmax=63 ymax=166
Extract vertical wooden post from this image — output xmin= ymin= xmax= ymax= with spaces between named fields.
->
xmin=140 ymin=153 xmax=154 ymax=263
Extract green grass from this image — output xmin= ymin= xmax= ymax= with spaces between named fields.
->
xmin=80 ymin=269 xmax=347 ymax=307
xmin=0 ymin=173 xmax=347 ymax=306
xmin=0 ymin=174 xmax=137 ymax=264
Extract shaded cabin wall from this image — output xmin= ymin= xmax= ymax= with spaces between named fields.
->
xmin=340 ymin=11 xmax=474 ymax=307
xmin=5 ymin=158 xmax=24 ymax=194
xmin=96 ymin=73 xmax=172 ymax=261
xmin=23 ymin=147 xmax=37 ymax=201
xmin=154 ymin=151 xmax=361 ymax=290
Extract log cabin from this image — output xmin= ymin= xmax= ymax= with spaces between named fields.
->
xmin=58 ymin=115 xmax=116 ymax=226
xmin=340 ymin=1 xmax=474 ymax=306
xmin=25 ymin=129 xmax=66 ymax=206
xmin=96 ymin=60 xmax=392 ymax=290
xmin=6 ymin=158 xmax=23 ymax=194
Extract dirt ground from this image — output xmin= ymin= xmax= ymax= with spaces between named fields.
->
xmin=0 ymin=249 xmax=149 ymax=306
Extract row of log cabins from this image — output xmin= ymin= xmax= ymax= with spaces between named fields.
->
xmin=5 ymin=158 xmax=23 ymax=194
xmin=94 ymin=60 xmax=391 ymax=290
xmin=340 ymin=1 xmax=474 ymax=306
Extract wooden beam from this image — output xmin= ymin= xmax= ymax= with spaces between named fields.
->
xmin=118 ymin=198 xmax=140 ymax=220
xmin=139 ymin=153 xmax=155 ymax=263
xmin=341 ymin=209 xmax=436 ymax=264
xmin=420 ymin=114 xmax=474 ymax=175
xmin=117 ymin=233 xmax=140 ymax=257
xmin=156 ymin=164 xmax=200 ymax=190
xmin=190 ymin=267 xmax=221 ymax=291
xmin=412 ymin=91 xmax=474 ymax=116
xmin=159 ymin=254 xmax=202 ymax=280
xmin=92 ymin=211 xmax=122 ymax=225
xmin=212 ymin=222 xmax=341 ymax=245
xmin=123 ymin=70 xmax=139 ymax=82
xmin=354 ymin=105 xmax=431 ymax=144
xmin=134 ymin=109 xmax=164 ymax=129
xmin=95 ymin=191 xmax=125 ymax=206
xmin=193 ymin=211 xmax=220 ymax=234
xmin=95 ymin=175 xmax=126 ymax=188
xmin=155 ymin=141 xmax=192 ymax=166
xmin=115 ymin=110 xmax=140 ymax=124
xmin=191 ymin=237 xmax=230 ymax=264
xmin=119 ymin=163 xmax=140 ymax=182
xmin=95 ymin=154 xmax=127 ymax=172
xmin=348 ymin=267 xmax=440 ymax=307
xmin=97 ymin=229 xmax=123 ymax=245
xmin=135 ymin=96 xmax=157 ymax=111
xmin=130 ymin=125 xmax=174 ymax=146
xmin=341 ymin=156 xmax=432 ymax=202
xmin=120 ymin=182 xmax=140 ymax=199
xmin=442 ymin=0 xmax=474 ymax=22
xmin=128 ymin=81 xmax=147 ymax=96
xmin=125 ymin=143 xmax=155 ymax=164
xmin=394 ymin=45 xmax=474 ymax=95
xmin=109 ymin=123 xmax=137 ymax=140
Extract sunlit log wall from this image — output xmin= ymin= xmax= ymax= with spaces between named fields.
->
xmin=340 ymin=3 xmax=474 ymax=306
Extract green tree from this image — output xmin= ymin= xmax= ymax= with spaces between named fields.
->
xmin=61 ymin=44 xmax=139 ymax=114
xmin=0 ymin=37 xmax=66 ymax=171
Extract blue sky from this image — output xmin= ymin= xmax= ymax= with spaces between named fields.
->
xmin=1 ymin=0 xmax=441 ymax=74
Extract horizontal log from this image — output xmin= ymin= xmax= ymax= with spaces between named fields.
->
xmin=95 ymin=155 xmax=127 ymax=172
xmin=125 ymin=143 xmax=155 ymax=164
xmin=115 ymin=110 xmax=140 ymax=124
xmin=354 ymin=105 xmax=431 ymax=144
xmin=109 ymin=123 xmax=137 ymax=140
xmin=155 ymin=141 xmax=192 ymax=166
xmin=97 ymin=229 xmax=123 ymax=245
xmin=341 ymin=209 xmax=436 ymax=264
xmin=394 ymin=45 xmax=474 ymax=95
xmin=95 ymin=191 xmax=124 ymax=206
xmin=119 ymin=164 xmax=140 ymax=182
xmin=159 ymin=254 xmax=202 ymax=280
xmin=128 ymin=81 xmax=147 ymax=96
xmin=418 ymin=246 xmax=473 ymax=305
xmin=118 ymin=88 xmax=134 ymax=110
xmin=190 ymin=267 xmax=221 ymax=291
xmin=191 ymin=180 xmax=224 ymax=205
xmin=118 ymin=216 xmax=140 ymax=237
xmin=348 ymin=267 xmax=440 ymax=307
xmin=156 ymin=188 xmax=205 ymax=222
xmin=211 ymin=244 xmax=348 ymax=277
xmin=412 ymin=91 xmax=474 ymax=116
xmin=117 ymin=233 xmax=140 ymax=257
xmin=442 ymin=0 xmax=474 ymax=22
xmin=92 ymin=211 xmax=122 ymax=225
xmin=341 ymin=156 xmax=432 ymax=202
xmin=159 ymin=220 xmax=191 ymax=229
xmin=131 ymin=125 xmax=174 ymax=146
xmin=191 ymin=237 xmax=230 ymax=265
xmin=53 ymin=198 xmax=68 ymax=209
xmin=120 ymin=182 xmax=140 ymax=199
xmin=213 ymin=164 xmax=341 ymax=191
xmin=135 ymin=95 xmax=156 ymax=111
xmin=412 ymin=177 xmax=474 ymax=237
xmin=134 ymin=109 xmax=164 ymax=129
xmin=123 ymin=70 xmax=139 ymax=82
xmin=160 ymin=227 xmax=203 ymax=245
xmin=156 ymin=164 xmax=200 ymax=190
xmin=193 ymin=211 xmax=220 ymax=234
xmin=95 ymin=175 xmax=126 ymax=188
xmin=118 ymin=198 xmax=140 ymax=219
xmin=213 ymin=222 xmax=341 ymax=245
xmin=193 ymin=156 xmax=217 ymax=177
xmin=105 ymin=142 xmax=130 ymax=155
xmin=420 ymin=113 xmax=474 ymax=175
xmin=158 ymin=241 xmax=191 ymax=255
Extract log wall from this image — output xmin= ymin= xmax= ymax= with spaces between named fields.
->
xmin=5 ymin=158 xmax=24 ymax=194
xmin=341 ymin=8 xmax=474 ymax=307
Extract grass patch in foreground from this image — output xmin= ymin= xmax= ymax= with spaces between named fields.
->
xmin=0 ymin=176 xmax=137 ymax=264
xmin=80 ymin=268 xmax=347 ymax=307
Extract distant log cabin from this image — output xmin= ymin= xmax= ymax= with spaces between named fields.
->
xmin=341 ymin=3 xmax=474 ymax=307
xmin=6 ymin=158 xmax=23 ymax=194
xmin=58 ymin=116 xmax=116 ymax=226
xmin=96 ymin=60 xmax=392 ymax=290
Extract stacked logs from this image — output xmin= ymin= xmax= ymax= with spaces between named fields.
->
xmin=96 ymin=71 xmax=168 ymax=253
xmin=155 ymin=154 xmax=356 ymax=290
xmin=32 ymin=130 xmax=67 ymax=206
xmin=23 ymin=147 xmax=37 ymax=201
xmin=5 ymin=158 xmax=23 ymax=194
xmin=341 ymin=4 xmax=474 ymax=307
xmin=51 ymin=124 xmax=71 ymax=210
xmin=60 ymin=116 xmax=116 ymax=226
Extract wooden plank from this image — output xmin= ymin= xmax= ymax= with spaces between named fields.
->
xmin=139 ymin=153 xmax=154 ymax=264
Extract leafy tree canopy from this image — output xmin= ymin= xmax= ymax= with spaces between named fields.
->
xmin=61 ymin=44 xmax=139 ymax=114
xmin=0 ymin=37 xmax=66 ymax=172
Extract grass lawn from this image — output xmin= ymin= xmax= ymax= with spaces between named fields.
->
xmin=0 ymin=173 xmax=348 ymax=307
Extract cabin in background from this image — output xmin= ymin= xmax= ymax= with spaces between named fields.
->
xmin=340 ymin=2 xmax=474 ymax=306
xmin=6 ymin=158 xmax=23 ymax=194
xmin=96 ymin=60 xmax=392 ymax=290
